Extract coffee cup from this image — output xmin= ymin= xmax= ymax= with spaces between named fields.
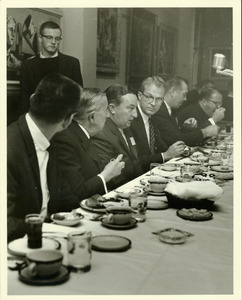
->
xmin=106 ymin=206 xmax=133 ymax=225
xmin=148 ymin=176 xmax=168 ymax=193
xmin=26 ymin=250 xmax=63 ymax=278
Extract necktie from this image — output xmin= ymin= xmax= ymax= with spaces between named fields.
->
xmin=170 ymin=111 xmax=178 ymax=124
xmin=149 ymin=118 xmax=155 ymax=154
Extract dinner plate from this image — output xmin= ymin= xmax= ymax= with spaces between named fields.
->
xmin=80 ymin=199 xmax=108 ymax=213
xmin=184 ymin=160 xmax=201 ymax=165
xmin=176 ymin=208 xmax=213 ymax=221
xmin=19 ymin=265 xmax=70 ymax=285
xmin=160 ymin=166 xmax=177 ymax=172
xmin=211 ymin=166 xmax=233 ymax=173
xmin=8 ymin=237 xmax=60 ymax=257
xmin=92 ymin=235 xmax=131 ymax=252
xmin=101 ymin=217 xmax=138 ymax=229
xmin=213 ymin=172 xmax=233 ymax=180
xmin=50 ymin=212 xmax=83 ymax=226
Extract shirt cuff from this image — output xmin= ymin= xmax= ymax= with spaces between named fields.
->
xmin=208 ymin=118 xmax=216 ymax=125
xmin=97 ymin=174 xmax=108 ymax=194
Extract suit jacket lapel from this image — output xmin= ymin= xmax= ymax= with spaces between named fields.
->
xmin=70 ymin=121 xmax=101 ymax=167
xmin=124 ymin=128 xmax=138 ymax=160
xmin=106 ymin=118 xmax=130 ymax=154
xmin=19 ymin=115 xmax=41 ymax=184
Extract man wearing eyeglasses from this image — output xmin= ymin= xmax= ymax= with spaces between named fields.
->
xmin=153 ymin=76 xmax=219 ymax=147
xmin=177 ymin=86 xmax=225 ymax=129
xmin=19 ymin=21 xmax=83 ymax=117
xmin=130 ymin=76 xmax=185 ymax=172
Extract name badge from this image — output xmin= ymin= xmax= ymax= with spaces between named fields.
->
xmin=130 ymin=137 xmax=136 ymax=146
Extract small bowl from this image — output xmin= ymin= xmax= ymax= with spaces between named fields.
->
xmin=51 ymin=212 xmax=83 ymax=226
xmin=165 ymin=192 xmax=214 ymax=209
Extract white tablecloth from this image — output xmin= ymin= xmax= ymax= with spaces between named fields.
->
xmin=7 ymin=156 xmax=234 ymax=296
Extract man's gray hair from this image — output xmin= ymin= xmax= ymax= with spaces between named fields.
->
xmin=140 ymin=76 xmax=165 ymax=93
xmin=74 ymin=88 xmax=106 ymax=122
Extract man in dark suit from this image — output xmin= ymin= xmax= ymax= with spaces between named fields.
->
xmin=177 ymin=86 xmax=225 ymax=129
xmin=153 ymin=76 xmax=220 ymax=147
xmin=20 ymin=21 xmax=83 ymax=115
xmin=53 ymin=88 xmax=125 ymax=199
xmin=7 ymin=73 xmax=81 ymax=242
xmin=130 ymin=76 xmax=185 ymax=172
xmin=92 ymin=84 xmax=144 ymax=189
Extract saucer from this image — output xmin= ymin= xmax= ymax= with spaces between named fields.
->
xmin=146 ymin=190 xmax=166 ymax=196
xmin=19 ymin=265 xmax=70 ymax=285
xmin=92 ymin=235 xmax=131 ymax=252
xmin=101 ymin=217 xmax=138 ymax=229
xmin=147 ymin=200 xmax=169 ymax=210
xmin=8 ymin=237 xmax=60 ymax=257
xmin=211 ymin=166 xmax=233 ymax=173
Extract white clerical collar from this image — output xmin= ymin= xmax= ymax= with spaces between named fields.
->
xmin=138 ymin=104 xmax=149 ymax=124
xmin=26 ymin=113 xmax=50 ymax=151
xmin=40 ymin=52 xmax=58 ymax=59
xmin=164 ymin=101 xmax=172 ymax=116
xmin=78 ymin=123 xmax=90 ymax=139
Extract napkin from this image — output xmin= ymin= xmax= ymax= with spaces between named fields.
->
xmin=164 ymin=181 xmax=223 ymax=201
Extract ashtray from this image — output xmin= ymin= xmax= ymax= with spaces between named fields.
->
xmin=153 ymin=228 xmax=194 ymax=244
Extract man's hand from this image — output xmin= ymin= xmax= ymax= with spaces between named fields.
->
xmin=100 ymin=154 xmax=125 ymax=182
xmin=183 ymin=118 xmax=197 ymax=130
xmin=163 ymin=141 xmax=185 ymax=161
xmin=201 ymin=125 xmax=219 ymax=138
xmin=212 ymin=107 xmax=225 ymax=123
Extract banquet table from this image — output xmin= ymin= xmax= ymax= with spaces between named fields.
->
xmin=7 ymin=141 xmax=234 ymax=295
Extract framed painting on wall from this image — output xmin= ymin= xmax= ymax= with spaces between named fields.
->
xmin=96 ymin=8 xmax=121 ymax=74
xmin=209 ymin=47 xmax=232 ymax=79
xmin=127 ymin=8 xmax=156 ymax=89
xmin=7 ymin=8 xmax=62 ymax=82
xmin=156 ymin=24 xmax=177 ymax=79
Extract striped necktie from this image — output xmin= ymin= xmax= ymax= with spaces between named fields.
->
xmin=149 ymin=118 xmax=155 ymax=154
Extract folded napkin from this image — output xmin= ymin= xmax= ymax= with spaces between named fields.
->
xmin=164 ymin=181 xmax=223 ymax=201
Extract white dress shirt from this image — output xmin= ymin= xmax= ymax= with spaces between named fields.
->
xmin=26 ymin=113 xmax=50 ymax=217
xmin=138 ymin=105 xmax=165 ymax=162
xmin=78 ymin=124 xmax=108 ymax=194
xmin=138 ymin=105 xmax=150 ymax=143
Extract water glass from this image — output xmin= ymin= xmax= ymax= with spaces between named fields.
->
xmin=130 ymin=195 xmax=148 ymax=222
xmin=25 ymin=214 xmax=44 ymax=249
xmin=150 ymin=163 xmax=160 ymax=176
xmin=180 ymin=165 xmax=194 ymax=182
xmin=68 ymin=231 xmax=92 ymax=272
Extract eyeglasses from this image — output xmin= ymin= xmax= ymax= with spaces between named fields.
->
xmin=41 ymin=34 xmax=62 ymax=42
xmin=206 ymin=99 xmax=222 ymax=108
xmin=140 ymin=92 xmax=164 ymax=104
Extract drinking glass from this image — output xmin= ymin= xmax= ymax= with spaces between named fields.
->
xmin=130 ymin=194 xmax=148 ymax=222
xmin=180 ymin=165 xmax=194 ymax=182
xmin=150 ymin=163 xmax=160 ymax=176
xmin=68 ymin=231 xmax=92 ymax=272
xmin=25 ymin=214 xmax=44 ymax=249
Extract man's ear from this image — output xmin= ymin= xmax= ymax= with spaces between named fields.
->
xmin=108 ymin=104 xmax=116 ymax=115
xmin=62 ymin=113 xmax=75 ymax=130
xmin=170 ymin=87 xmax=176 ymax=98
xmin=137 ymin=91 xmax=142 ymax=101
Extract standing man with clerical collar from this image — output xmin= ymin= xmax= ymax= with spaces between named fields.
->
xmin=19 ymin=21 xmax=83 ymax=119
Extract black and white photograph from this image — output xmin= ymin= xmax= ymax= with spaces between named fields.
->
xmin=1 ymin=0 xmax=241 ymax=299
